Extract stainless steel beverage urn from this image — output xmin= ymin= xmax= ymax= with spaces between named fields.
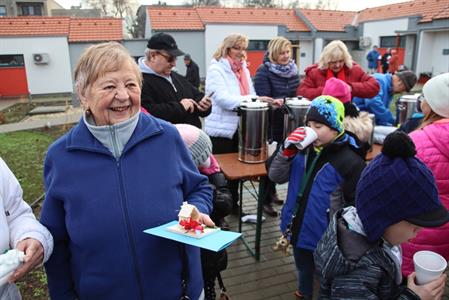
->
xmin=283 ymin=97 xmax=312 ymax=139
xmin=397 ymin=94 xmax=419 ymax=124
xmin=238 ymin=100 xmax=269 ymax=163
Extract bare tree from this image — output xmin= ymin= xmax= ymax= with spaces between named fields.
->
xmin=315 ymin=0 xmax=338 ymax=10
xmin=188 ymin=0 xmax=221 ymax=6
xmin=243 ymin=0 xmax=276 ymax=7
xmin=82 ymin=0 xmax=140 ymax=37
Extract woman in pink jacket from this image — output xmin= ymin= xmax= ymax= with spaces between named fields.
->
xmin=402 ymin=73 xmax=449 ymax=276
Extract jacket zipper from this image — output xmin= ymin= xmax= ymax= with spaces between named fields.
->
xmin=116 ymin=159 xmax=145 ymax=299
xmin=110 ymin=127 xmax=120 ymax=159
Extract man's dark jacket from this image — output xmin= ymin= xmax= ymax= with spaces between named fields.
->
xmin=185 ymin=60 xmax=200 ymax=88
xmin=141 ymin=71 xmax=210 ymax=128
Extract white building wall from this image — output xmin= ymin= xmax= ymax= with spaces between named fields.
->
xmin=145 ymin=14 xmax=151 ymax=39
xmin=313 ymin=38 xmax=323 ymax=63
xmin=416 ymin=30 xmax=449 ymax=76
xmin=165 ymin=32 xmax=205 ymax=78
xmin=430 ymin=31 xmax=449 ymax=75
xmin=204 ymin=24 xmax=278 ymax=71
xmin=360 ymin=18 xmax=409 ymax=69
xmin=298 ymin=40 xmax=313 ymax=75
xmin=0 ymin=36 xmax=73 ymax=95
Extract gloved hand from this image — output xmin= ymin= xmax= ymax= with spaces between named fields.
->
xmin=282 ymin=127 xmax=307 ymax=157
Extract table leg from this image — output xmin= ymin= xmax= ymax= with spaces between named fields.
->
xmin=255 ymin=176 xmax=266 ymax=261
xmin=238 ymin=179 xmax=243 ymax=233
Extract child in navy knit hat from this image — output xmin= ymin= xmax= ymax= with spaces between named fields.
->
xmin=315 ymin=131 xmax=449 ymax=300
xmin=269 ymin=95 xmax=366 ymax=299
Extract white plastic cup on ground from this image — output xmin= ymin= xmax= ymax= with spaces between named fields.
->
xmin=293 ymin=127 xmax=318 ymax=150
xmin=413 ymin=250 xmax=448 ymax=285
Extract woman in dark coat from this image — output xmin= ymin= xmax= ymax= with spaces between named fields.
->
xmin=297 ymin=40 xmax=379 ymax=101
xmin=254 ymin=36 xmax=300 ymax=216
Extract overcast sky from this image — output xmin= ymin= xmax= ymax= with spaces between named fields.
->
xmin=57 ymin=0 xmax=410 ymax=11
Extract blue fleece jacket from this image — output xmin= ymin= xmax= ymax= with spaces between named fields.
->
xmin=41 ymin=113 xmax=212 ymax=300
xmin=353 ymin=73 xmax=395 ymax=125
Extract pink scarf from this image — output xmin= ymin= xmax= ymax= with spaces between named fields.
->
xmin=227 ymin=57 xmax=250 ymax=95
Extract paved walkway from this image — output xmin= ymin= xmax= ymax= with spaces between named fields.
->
xmin=0 ymin=110 xmax=82 ymax=133
xmin=0 ymin=99 xmax=81 ymax=133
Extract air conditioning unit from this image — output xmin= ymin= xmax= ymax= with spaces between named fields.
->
xmin=32 ymin=53 xmax=49 ymax=65
xmin=359 ymin=37 xmax=372 ymax=49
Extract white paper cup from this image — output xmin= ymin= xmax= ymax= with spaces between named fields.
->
xmin=295 ymin=127 xmax=318 ymax=150
xmin=268 ymin=141 xmax=278 ymax=156
xmin=413 ymin=250 xmax=447 ymax=285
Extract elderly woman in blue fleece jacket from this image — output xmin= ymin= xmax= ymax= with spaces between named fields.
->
xmin=40 ymin=42 xmax=213 ymax=300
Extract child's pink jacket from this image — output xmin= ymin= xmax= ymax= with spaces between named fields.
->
xmin=402 ymin=119 xmax=449 ymax=276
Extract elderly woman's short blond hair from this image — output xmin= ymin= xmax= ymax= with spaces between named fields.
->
xmin=318 ymin=40 xmax=353 ymax=69
xmin=267 ymin=37 xmax=292 ymax=63
xmin=213 ymin=33 xmax=249 ymax=60
xmin=75 ymin=42 xmax=142 ymax=96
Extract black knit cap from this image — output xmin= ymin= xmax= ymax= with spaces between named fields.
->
xmin=147 ymin=32 xmax=185 ymax=57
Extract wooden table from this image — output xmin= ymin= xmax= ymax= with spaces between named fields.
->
xmin=214 ymin=153 xmax=267 ymax=261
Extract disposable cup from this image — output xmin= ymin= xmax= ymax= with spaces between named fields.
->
xmin=413 ymin=250 xmax=447 ymax=285
xmin=268 ymin=141 xmax=278 ymax=156
xmin=295 ymin=127 xmax=318 ymax=150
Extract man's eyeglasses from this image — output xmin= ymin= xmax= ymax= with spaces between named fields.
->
xmin=157 ymin=51 xmax=176 ymax=63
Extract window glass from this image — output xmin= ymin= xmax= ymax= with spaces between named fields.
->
xmin=0 ymin=6 xmax=6 ymax=16
xmin=380 ymin=36 xmax=406 ymax=48
xmin=17 ymin=3 xmax=43 ymax=16
xmin=0 ymin=55 xmax=25 ymax=67
xmin=247 ymin=40 xmax=269 ymax=51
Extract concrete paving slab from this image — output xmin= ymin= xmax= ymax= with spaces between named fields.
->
xmin=29 ymin=106 xmax=67 ymax=115
xmin=0 ymin=111 xmax=82 ymax=133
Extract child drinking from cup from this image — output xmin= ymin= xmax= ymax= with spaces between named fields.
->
xmin=268 ymin=95 xmax=366 ymax=299
xmin=314 ymin=131 xmax=449 ymax=300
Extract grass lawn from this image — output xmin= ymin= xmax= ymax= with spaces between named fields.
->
xmin=0 ymin=125 xmax=71 ymax=299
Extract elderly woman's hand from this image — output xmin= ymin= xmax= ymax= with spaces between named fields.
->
xmin=9 ymin=238 xmax=44 ymax=283
xmin=199 ymin=213 xmax=215 ymax=227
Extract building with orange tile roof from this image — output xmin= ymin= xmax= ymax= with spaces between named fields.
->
xmin=0 ymin=16 xmax=123 ymax=96
xmin=0 ymin=1 xmax=447 ymax=97
xmin=136 ymin=1 xmax=448 ymax=80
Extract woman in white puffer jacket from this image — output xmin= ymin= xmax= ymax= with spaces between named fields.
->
xmin=0 ymin=157 xmax=53 ymax=299
xmin=204 ymin=33 xmax=258 ymax=212
xmin=205 ymin=33 xmax=257 ymax=146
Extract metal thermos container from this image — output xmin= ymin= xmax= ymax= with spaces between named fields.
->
xmin=238 ymin=100 xmax=269 ymax=163
xmin=283 ymin=97 xmax=312 ymax=139
xmin=397 ymin=94 xmax=419 ymax=124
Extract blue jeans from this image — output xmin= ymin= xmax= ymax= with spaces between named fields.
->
xmin=293 ymin=247 xmax=315 ymax=297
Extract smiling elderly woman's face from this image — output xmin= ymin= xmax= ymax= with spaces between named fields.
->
xmin=76 ymin=43 xmax=142 ymax=126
